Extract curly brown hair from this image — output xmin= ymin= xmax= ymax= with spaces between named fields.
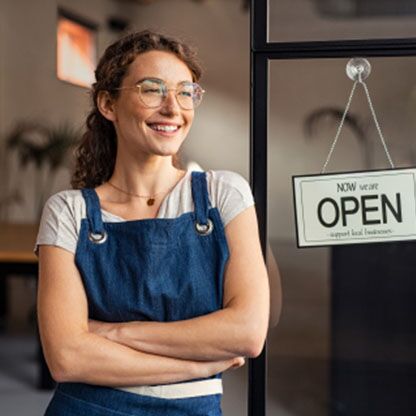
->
xmin=70 ymin=30 xmax=203 ymax=189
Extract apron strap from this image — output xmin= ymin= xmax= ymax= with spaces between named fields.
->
xmin=191 ymin=171 xmax=211 ymax=225
xmin=81 ymin=188 xmax=105 ymax=235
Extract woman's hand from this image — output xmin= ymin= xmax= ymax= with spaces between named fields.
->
xmin=230 ymin=356 xmax=245 ymax=369
xmin=197 ymin=356 xmax=245 ymax=378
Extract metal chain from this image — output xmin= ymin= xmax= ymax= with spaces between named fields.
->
xmin=361 ymin=81 xmax=395 ymax=169
xmin=321 ymin=77 xmax=395 ymax=173
xmin=321 ymin=80 xmax=358 ymax=173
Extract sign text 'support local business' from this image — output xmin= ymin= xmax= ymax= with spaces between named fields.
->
xmin=293 ymin=168 xmax=416 ymax=247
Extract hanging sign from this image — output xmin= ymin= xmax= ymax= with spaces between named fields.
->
xmin=293 ymin=58 xmax=415 ymax=247
xmin=293 ymin=168 xmax=416 ymax=247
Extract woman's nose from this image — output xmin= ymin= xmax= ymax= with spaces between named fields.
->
xmin=160 ymin=90 xmax=180 ymax=114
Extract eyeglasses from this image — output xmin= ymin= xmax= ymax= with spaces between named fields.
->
xmin=112 ymin=78 xmax=205 ymax=110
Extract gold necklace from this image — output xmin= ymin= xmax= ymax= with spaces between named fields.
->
xmin=107 ymin=171 xmax=182 ymax=206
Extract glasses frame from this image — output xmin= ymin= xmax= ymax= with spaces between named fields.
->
xmin=112 ymin=78 xmax=206 ymax=110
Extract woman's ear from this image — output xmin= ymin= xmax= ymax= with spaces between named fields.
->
xmin=97 ymin=90 xmax=117 ymax=122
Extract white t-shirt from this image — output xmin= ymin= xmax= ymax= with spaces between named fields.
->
xmin=34 ymin=169 xmax=255 ymax=256
xmin=34 ymin=169 xmax=255 ymax=398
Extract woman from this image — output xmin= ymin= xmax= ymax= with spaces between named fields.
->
xmin=35 ymin=30 xmax=278 ymax=415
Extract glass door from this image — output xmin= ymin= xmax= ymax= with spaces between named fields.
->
xmin=251 ymin=2 xmax=416 ymax=414
xmin=265 ymin=56 xmax=416 ymax=415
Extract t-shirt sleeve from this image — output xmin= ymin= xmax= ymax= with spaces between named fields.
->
xmin=34 ymin=192 xmax=78 ymax=257
xmin=213 ymin=170 xmax=255 ymax=227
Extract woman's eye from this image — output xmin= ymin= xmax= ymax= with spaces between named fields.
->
xmin=141 ymin=80 xmax=164 ymax=93
xmin=142 ymin=87 xmax=162 ymax=94
xmin=179 ymin=90 xmax=193 ymax=97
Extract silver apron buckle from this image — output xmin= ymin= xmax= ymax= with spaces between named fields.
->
xmin=88 ymin=230 xmax=108 ymax=244
xmin=195 ymin=218 xmax=214 ymax=236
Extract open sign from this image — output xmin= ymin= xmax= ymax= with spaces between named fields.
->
xmin=292 ymin=168 xmax=416 ymax=247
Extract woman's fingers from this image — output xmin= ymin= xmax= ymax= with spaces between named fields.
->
xmin=230 ymin=356 xmax=245 ymax=369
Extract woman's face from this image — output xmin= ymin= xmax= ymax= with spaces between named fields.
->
xmin=105 ymin=50 xmax=195 ymax=159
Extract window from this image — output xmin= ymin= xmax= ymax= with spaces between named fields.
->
xmin=57 ymin=9 xmax=97 ymax=88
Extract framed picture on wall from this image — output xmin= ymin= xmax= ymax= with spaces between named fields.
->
xmin=57 ymin=8 xmax=98 ymax=88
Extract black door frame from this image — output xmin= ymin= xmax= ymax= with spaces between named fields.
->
xmin=249 ymin=1 xmax=416 ymax=415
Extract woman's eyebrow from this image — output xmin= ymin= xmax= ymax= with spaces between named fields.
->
xmin=135 ymin=77 xmax=163 ymax=84
xmin=135 ymin=77 xmax=193 ymax=85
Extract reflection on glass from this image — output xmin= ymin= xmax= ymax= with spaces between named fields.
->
xmin=269 ymin=0 xmax=416 ymax=42
xmin=267 ymin=57 xmax=416 ymax=415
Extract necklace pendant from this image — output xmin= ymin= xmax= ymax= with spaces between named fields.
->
xmin=147 ymin=198 xmax=155 ymax=206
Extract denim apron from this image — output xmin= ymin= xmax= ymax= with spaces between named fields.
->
xmin=45 ymin=171 xmax=230 ymax=416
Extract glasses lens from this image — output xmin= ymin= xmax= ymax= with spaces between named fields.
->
xmin=139 ymin=79 xmax=164 ymax=107
xmin=138 ymin=80 xmax=204 ymax=109
xmin=177 ymin=83 xmax=203 ymax=110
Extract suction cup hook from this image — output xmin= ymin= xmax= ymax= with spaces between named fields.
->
xmin=346 ymin=58 xmax=371 ymax=82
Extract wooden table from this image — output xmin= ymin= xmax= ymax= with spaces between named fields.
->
xmin=0 ymin=222 xmax=55 ymax=389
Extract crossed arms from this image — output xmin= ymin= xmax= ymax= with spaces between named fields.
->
xmin=37 ymin=205 xmax=281 ymax=387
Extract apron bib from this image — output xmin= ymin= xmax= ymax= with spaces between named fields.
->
xmin=45 ymin=171 xmax=230 ymax=416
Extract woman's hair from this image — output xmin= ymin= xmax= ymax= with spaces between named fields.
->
xmin=70 ymin=30 xmax=203 ymax=189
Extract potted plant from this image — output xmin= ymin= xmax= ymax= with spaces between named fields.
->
xmin=2 ymin=121 xmax=79 ymax=221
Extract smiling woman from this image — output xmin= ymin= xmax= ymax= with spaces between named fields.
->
xmin=35 ymin=30 xmax=274 ymax=416
xmin=95 ymin=50 xmax=196 ymax=171
xmin=71 ymin=30 xmax=203 ymax=191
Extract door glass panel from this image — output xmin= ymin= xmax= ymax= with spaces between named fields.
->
xmin=269 ymin=0 xmax=416 ymax=42
xmin=267 ymin=57 xmax=416 ymax=415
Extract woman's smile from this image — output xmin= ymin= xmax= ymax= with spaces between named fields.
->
xmin=146 ymin=121 xmax=182 ymax=136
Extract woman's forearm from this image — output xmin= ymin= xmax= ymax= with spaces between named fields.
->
xmin=37 ymin=245 xmax=245 ymax=387
xmin=87 ymin=208 xmax=273 ymax=363
xmin=51 ymin=330 xmax=233 ymax=386
xmin=90 ymin=306 xmax=264 ymax=362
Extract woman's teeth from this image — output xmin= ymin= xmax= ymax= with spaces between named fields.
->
xmin=149 ymin=124 xmax=179 ymax=132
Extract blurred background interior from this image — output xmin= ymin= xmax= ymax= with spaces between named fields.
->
xmin=2 ymin=0 xmax=416 ymax=415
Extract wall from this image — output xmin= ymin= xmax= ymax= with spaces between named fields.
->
xmin=0 ymin=0 xmax=118 ymax=130
xmin=0 ymin=0 xmax=118 ymax=222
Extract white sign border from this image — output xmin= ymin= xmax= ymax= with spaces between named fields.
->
xmin=292 ymin=167 xmax=416 ymax=248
